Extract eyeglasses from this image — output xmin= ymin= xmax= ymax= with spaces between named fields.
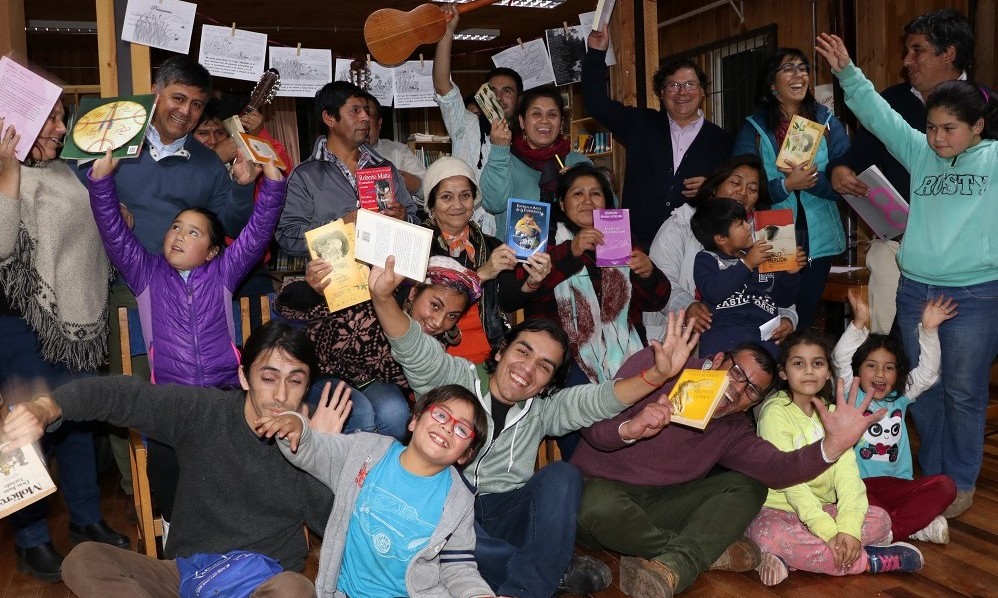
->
xmin=777 ymin=63 xmax=812 ymax=76
xmin=663 ymin=81 xmax=702 ymax=93
xmin=728 ymin=363 xmax=764 ymax=403
xmin=428 ymin=405 xmax=475 ymax=440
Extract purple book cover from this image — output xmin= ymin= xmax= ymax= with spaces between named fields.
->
xmin=593 ymin=208 xmax=631 ymax=267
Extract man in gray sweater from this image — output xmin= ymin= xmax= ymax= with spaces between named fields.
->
xmin=1 ymin=321 xmax=333 ymax=597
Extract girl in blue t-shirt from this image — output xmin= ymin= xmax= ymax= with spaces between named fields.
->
xmin=833 ymin=289 xmax=957 ymax=545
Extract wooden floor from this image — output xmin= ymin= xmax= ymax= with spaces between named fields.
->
xmin=1 ymin=431 xmax=996 ymax=597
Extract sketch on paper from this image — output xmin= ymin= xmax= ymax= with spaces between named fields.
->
xmin=491 ymin=39 xmax=555 ymax=90
xmin=121 ymin=0 xmax=196 ymax=54
xmin=198 ymin=25 xmax=268 ymax=82
xmin=269 ymin=47 xmax=332 ymax=97
xmin=334 ymin=58 xmax=354 ymax=83
xmin=545 ymin=25 xmax=588 ymax=86
xmin=367 ymin=61 xmax=395 ymax=106
xmin=392 ymin=61 xmax=436 ymax=109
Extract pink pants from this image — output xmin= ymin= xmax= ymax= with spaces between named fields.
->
xmin=746 ymin=504 xmax=891 ymax=576
xmin=864 ymin=475 xmax=956 ymax=539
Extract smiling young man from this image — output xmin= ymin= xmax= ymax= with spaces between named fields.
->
xmin=368 ymin=257 xmax=699 ymax=598
xmin=569 ymin=343 xmax=888 ymax=597
xmin=0 ymin=321 xmax=333 ymax=597
xmin=276 ymin=81 xmax=418 ymax=257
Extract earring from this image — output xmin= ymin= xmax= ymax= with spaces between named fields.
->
xmin=771 ymin=88 xmax=778 ymax=96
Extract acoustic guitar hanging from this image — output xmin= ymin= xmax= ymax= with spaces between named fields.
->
xmin=364 ymin=0 xmax=499 ymax=67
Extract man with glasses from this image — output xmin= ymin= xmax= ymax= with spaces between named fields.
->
xmin=570 ymin=343 xmax=886 ymax=597
xmin=583 ymin=25 xmax=732 ymax=247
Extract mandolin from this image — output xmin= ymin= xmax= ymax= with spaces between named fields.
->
xmin=364 ymin=0 xmax=499 ymax=67
xmin=242 ymin=68 xmax=281 ymax=116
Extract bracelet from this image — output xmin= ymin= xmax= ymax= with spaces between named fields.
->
xmin=639 ymin=368 xmax=660 ymax=388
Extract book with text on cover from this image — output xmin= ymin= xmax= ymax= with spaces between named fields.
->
xmin=665 ymin=369 xmax=731 ymax=430
xmin=475 ymin=83 xmax=506 ymax=124
xmin=593 ymin=208 xmax=631 ymax=267
xmin=506 ymin=198 xmax=550 ymax=262
xmin=842 ymin=165 xmax=909 ymax=240
xmin=775 ymin=114 xmax=825 ymax=169
xmin=356 ymin=166 xmax=396 ymax=211
xmin=753 ymin=208 xmax=797 ymax=273
xmin=304 ymin=219 xmax=370 ymax=313
xmin=0 ymin=55 xmax=64 ymax=162
xmin=0 ymin=393 xmax=57 ymax=519
xmin=354 ymin=208 xmax=434 ymax=282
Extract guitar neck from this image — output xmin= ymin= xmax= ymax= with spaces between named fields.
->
xmin=456 ymin=0 xmax=499 ymax=15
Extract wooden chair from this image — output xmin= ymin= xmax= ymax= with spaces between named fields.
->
xmin=119 ymin=295 xmax=273 ymax=556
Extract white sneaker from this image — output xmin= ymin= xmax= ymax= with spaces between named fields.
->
xmin=909 ymin=515 xmax=949 ymax=544
xmin=757 ymin=552 xmax=789 ymax=586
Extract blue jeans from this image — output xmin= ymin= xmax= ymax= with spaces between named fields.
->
xmin=896 ymin=276 xmax=998 ymax=490
xmin=795 ymin=255 xmax=834 ymax=331
xmin=306 ymin=378 xmax=410 ymax=440
xmin=474 ymin=461 xmax=582 ymax=598
xmin=0 ymin=316 xmax=103 ymax=548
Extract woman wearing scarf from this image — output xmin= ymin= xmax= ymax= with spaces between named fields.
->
xmin=0 ymin=107 xmax=128 ymax=581
xmin=513 ymin=165 xmax=670 ymax=457
xmin=480 ymin=86 xmax=592 ymax=233
xmin=421 ymin=157 xmax=551 ymax=364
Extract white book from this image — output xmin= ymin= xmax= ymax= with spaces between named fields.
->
xmin=354 ymin=209 xmax=434 ymax=282
xmin=592 ymin=0 xmax=618 ymax=31
xmin=842 ymin=165 xmax=909 ymax=240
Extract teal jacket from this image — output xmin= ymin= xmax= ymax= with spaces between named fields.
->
xmin=837 ymin=63 xmax=998 ymax=286
xmin=387 ymin=318 xmax=624 ymax=495
xmin=733 ymin=105 xmax=849 ymax=260
xmin=480 ymin=144 xmax=591 ymax=233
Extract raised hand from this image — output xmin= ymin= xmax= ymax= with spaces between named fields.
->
xmin=846 ymin=287 xmax=870 ymax=330
xmin=479 ymin=244 xmax=517 ymax=281
xmin=814 ymin=378 xmax=887 ymax=460
xmin=231 ymin=148 xmax=263 ymax=184
xmin=816 ymin=33 xmax=852 ymax=73
xmin=649 ymin=308 xmax=700 ymax=382
xmin=0 ymin=119 xmax=22 ymax=199
xmin=261 ymin=156 xmax=283 ymax=181
xmin=309 ymin=380 xmax=353 ymax=435
xmin=921 ymin=295 xmax=957 ymax=330
xmin=490 ymin=118 xmax=512 ymax=146
xmin=443 ymin=2 xmax=461 ymax=36
xmin=521 ymin=251 xmax=551 ymax=290
xmin=91 ymin=149 xmax=120 ymax=180
xmin=239 ymin=108 xmax=264 ymax=135
xmin=587 ymin=24 xmax=610 ymax=51
xmin=368 ymin=255 xmax=404 ymax=301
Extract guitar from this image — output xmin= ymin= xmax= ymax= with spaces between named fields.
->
xmin=242 ymin=68 xmax=281 ymax=116
xmin=364 ymin=0 xmax=499 ymax=67
xmin=349 ymin=59 xmax=371 ymax=91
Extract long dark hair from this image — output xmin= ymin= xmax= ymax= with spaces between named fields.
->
xmin=775 ymin=330 xmax=835 ymax=406
xmin=692 ymin=154 xmax=772 ymax=211
xmin=851 ymin=334 xmax=910 ymax=404
xmin=925 ymin=81 xmax=998 ymax=140
xmin=757 ymin=48 xmax=819 ymax=131
xmin=552 ymin=163 xmax=615 ymax=234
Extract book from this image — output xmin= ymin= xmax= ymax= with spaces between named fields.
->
xmin=354 ymin=208 xmax=434 ymax=282
xmin=220 ymin=116 xmax=288 ymax=170
xmin=303 ymin=220 xmax=371 ymax=312
xmin=60 ymin=94 xmax=157 ymax=160
xmin=0 ymin=393 xmax=57 ymax=519
xmin=356 ymin=166 xmax=395 ymax=211
xmin=591 ymin=0 xmax=618 ymax=31
xmin=665 ymin=369 xmax=731 ymax=430
xmin=775 ymin=114 xmax=825 ymax=169
xmin=506 ymin=198 xmax=550 ymax=261
xmin=842 ymin=165 xmax=909 ymax=240
xmin=593 ymin=208 xmax=631 ymax=267
xmin=0 ymin=56 xmax=64 ymax=162
xmin=474 ymin=83 xmax=506 ymax=124
xmin=753 ymin=209 xmax=797 ymax=273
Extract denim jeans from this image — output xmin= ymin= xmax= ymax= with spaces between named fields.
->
xmin=0 ymin=316 xmax=103 ymax=548
xmin=896 ymin=276 xmax=998 ymax=490
xmin=473 ymin=461 xmax=582 ymax=598
xmin=305 ymin=378 xmax=410 ymax=440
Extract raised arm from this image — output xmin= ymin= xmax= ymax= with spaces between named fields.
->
xmin=432 ymin=4 xmax=460 ymax=96
xmin=221 ymin=170 xmax=287 ymax=289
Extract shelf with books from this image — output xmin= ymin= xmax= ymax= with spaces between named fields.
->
xmin=570 ymin=115 xmax=615 ymax=167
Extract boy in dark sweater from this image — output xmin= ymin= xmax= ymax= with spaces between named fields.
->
xmin=691 ymin=198 xmax=803 ymax=357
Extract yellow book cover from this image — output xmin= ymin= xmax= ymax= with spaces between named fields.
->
xmin=304 ymin=220 xmax=371 ymax=313
xmin=775 ymin=114 xmax=825 ymax=169
xmin=0 ymin=393 xmax=57 ymax=519
xmin=666 ymin=369 xmax=731 ymax=430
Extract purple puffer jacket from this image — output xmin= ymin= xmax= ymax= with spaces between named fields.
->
xmin=88 ymin=172 xmax=287 ymax=388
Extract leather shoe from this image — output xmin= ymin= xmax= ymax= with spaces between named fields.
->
xmin=557 ymin=555 xmax=612 ymax=595
xmin=15 ymin=542 xmax=63 ymax=583
xmin=69 ymin=520 xmax=131 ymax=549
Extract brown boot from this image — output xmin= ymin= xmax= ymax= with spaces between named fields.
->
xmin=619 ymin=556 xmax=677 ymax=598
xmin=710 ymin=537 xmax=762 ymax=572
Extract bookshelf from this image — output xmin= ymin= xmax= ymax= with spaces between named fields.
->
xmin=568 ymin=83 xmax=616 ymax=173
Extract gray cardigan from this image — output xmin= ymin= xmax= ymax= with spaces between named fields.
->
xmin=279 ymin=429 xmax=493 ymax=598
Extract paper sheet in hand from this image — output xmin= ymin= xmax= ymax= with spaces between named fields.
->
xmin=0 ymin=56 xmax=63 ymax=162
xmin=354 ymin=209 xmax=433 ymax=282
xmin=842 ymin=165 xmax=909 ymax=240
xmin=759 ymin=315 xmax=781 ymax=342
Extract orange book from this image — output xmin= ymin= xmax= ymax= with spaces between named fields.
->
xmin=666 ymin=369 xmax=730 ymax=430
xmin=753 ymin=209 xmax=797 ymax=273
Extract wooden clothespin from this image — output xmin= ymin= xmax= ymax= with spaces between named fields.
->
xmin=230 ymin=23 xmax=236 ymax=37
xmin=563 ymin=21 xmax=569 ymax=34
xmin=366 ymin=53 xmax=371 ymax=67
xmin=517 ymin=37 xmax=524 ymax=48
xmin=296 ymin=43 xmax=302 ymax=56
xmin=419 ymin=53 xmax=424 ymax=68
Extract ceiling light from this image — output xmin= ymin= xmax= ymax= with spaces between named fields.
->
xmin=454 ymin=28 xmax=501 ymax=41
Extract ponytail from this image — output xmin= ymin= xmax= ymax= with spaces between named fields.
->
xmin=925 ymin=81 xmax=998 ymax=140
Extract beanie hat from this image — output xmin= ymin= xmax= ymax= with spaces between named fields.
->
xmin=420 ymin=157 xmax=479 ymax=210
